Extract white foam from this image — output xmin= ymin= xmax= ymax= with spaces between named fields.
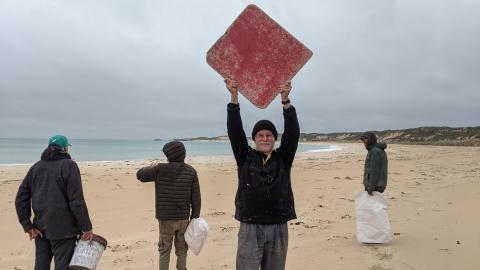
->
xmin=303 ymin=145 xmax=343 ymax=153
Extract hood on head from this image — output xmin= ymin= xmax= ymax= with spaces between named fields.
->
xmin=40 ymin=144 xmax=71 ymax=161
xmin=162 ymin=141 xmax=186 ymax=162
xmin=360 ymin=131 xmax=377 ymax=150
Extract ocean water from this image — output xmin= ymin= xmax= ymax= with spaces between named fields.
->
xmin=0 ymin=138 xmax=341 ymax=165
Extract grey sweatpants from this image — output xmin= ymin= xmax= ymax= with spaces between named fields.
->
xmin=236 ymin=222 xmax=288 ymax=270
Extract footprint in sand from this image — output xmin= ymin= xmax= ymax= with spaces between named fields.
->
xmin=206 ymin=211 xmax=226 ymax=216
xmin=219 ymin=225 xmax=237 ymax=232
xmin=369 ymin=264 xmax=388 ymax=270
xmin=326 ymin=235 xmax=349 ymax=241
xmin=290 ymin=221 xmax=304 ymax=226
xmin=439 ymin=248 xmax=452 ymax=254
xmin=376 ymin=252 xmax=393 ymax=260
xmin=110 ymin=244 xmax=129 ymax=252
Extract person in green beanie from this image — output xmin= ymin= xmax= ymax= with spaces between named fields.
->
xmin=15 ymin=134 xmax=93 ymax=270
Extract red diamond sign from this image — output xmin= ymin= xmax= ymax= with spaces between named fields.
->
xmin=207 ymin=4 xmax=313 ymax=108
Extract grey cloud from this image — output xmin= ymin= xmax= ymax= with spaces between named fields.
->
xmin=1 ymin=0 xmax=479 ymax=139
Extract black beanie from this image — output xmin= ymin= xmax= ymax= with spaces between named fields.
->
xmin=252 ymin=120 xmax=278 ymax=140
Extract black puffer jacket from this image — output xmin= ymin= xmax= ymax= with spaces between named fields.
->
xmin=15 ymin=145 xmax=92 ymax=240
xmin=136 ymin=141 xmax=201 ymax=220
xmin=227 ymin=103 xmax=300 ymax=224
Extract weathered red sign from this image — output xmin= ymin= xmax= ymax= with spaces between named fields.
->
xmin=207 ymin=4 xmax=313 ymax=108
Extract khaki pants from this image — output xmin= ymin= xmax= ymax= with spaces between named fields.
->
xmin=158 ymin=219 xmax=189 ymax=270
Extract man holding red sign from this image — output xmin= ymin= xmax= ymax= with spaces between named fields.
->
xmin=225 ymin=78 xmax=299 ymax=270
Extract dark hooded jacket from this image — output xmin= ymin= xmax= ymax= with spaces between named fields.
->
xmin=227 ymin=103 xmax=300 ymax=224
xmin=362 ymin=132 xmax=388 ymax=192
xmin=15 ymin=145 xmax=92 ymax=240
xmin=136 ymin=141 xmax=201 ymax=220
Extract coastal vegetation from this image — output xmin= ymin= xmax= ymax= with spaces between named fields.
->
xmin=175 ymin=126 xmax=480 ymax=146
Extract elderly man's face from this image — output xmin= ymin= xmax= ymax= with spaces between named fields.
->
xmin=254 ymin=129 xmax=275 ymax=154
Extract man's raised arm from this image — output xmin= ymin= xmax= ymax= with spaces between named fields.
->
xmin=277 ymin=81 xmax=300 ymax=166
xmin=226 ymin=79 xmax=249 ymax=165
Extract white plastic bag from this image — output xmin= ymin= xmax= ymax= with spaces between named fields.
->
xmin=184 ymin=218 xmax=209 ymax=255
xmin=355 ymin=191 xmax=392 ymax=244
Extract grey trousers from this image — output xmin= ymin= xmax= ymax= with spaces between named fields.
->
xmin=236 ymin=222 xmax=288 ymax=270
xmin=158 ymin=219 xmax=189 ymax=270
xmin=34 ymin=236 xmax=77 ymax=270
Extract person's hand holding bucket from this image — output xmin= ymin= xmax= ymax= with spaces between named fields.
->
xmin=81 ymin=230 xmax=93 ymax=241
xmin=70 ymin=233 xmax=107 ymax=270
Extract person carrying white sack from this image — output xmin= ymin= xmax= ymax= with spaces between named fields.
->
xmin=360 ymin=132 xmax=388 ymax=195
xmin=137 ymin=141 xmax=201 ymax=270
xmin=356 ymin=131 xmax=391 ymax=244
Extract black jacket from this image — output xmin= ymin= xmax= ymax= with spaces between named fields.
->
xmin=363 ymin=143 xmax=388 ymax=192
xmin=227 ymin=103 xmax=300 ymax=224
xmin=15 ymin=146 xmax=92 ymax=240
xmin=136 ymin=142 xmax=201 ymax=220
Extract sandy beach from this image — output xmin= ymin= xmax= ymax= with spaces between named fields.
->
xmin=1 ymin=143 xmax=479 ymax=270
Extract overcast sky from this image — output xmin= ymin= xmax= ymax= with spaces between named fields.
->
xmin=1 ymin=0 xmax=479 ymax=139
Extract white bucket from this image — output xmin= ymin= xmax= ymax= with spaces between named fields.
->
xmin=69 ymin=234 xmax=107 ymax=270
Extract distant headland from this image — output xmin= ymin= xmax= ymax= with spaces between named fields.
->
xmin=163 ymin=126 xmax=480 ymax=146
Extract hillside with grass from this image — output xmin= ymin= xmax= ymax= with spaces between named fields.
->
xmin=300 ymin=126 xmax=480 ymax=146
xmin=175 ymin=126 xmax=480 ymax=146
